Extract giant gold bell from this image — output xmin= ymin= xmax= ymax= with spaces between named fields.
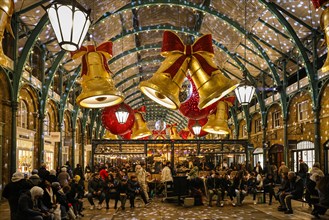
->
xmin=321 ymin=7 xmax=329 ymax=73
xmin=131 ymin=112 xmax=152 ymax=139
xmin=139 ymin=54 xmax=189 ymax=110
xmin=170 ymin=126 xmax=180 ymax=139
xmin=0 ymin=0 xmax=14 ymax=67
xmin=202 ymin=101 xmax=230 ymax=135
xmin=76 ymin=52 xmax=124 ymax=108
xmin=189 ymin=56 xmax=239 ymax=109
xmin=103 ymin=130 xmax=118 ymax=140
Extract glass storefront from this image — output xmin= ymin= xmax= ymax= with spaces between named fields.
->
xmin=253 ymin=147 xmax=263 ymax=168
xmin=291 ymin=141 xmax=315 ymax=172
xmin=44 ymin=143 xmax=54 ymax=170
xmin=62 ymin=146 xmax=69 ymax=166
xmin=17 ymin=139 xmax=34 ymax=174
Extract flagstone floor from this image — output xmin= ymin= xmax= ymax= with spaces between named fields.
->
xmin=1 ymin=196 xmax=329 ymax=220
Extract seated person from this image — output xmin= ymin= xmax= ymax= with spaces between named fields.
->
xmin=231 ymin=171 xmax=248 ymax=206
xmin=263 ymin=174 xmax=275 ymax=205
xmin=206 ymin=172 xmax=223 ymax=207
xmin=17 ymin=186 xmax=52 ymax=220
xmin=68 ymin=175 xmax=84 ymax=217
xmin=311 ymin=175 xmax=329 ymax=218
xmin=189 ymin=176 xmax=204 ymax=206
xmin=278 ymin=171 xmax=304 ymax=214
xmin=114 ymin=173 xmax=128 ymax=210
xmin=247 ymin=172 xmax=260 ymax=204
xmin=219 ymin=173 xmax=235 ymax=206
xmin=128 ymin=175 xmax=150 ymax=208
xmin=87 ymin=173 xmax=105 ymax=210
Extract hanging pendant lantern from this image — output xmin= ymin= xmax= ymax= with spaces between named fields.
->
xmin=115 ymin=103 xmax=130 ymax=124
xmin=234 ymin=77 xmax=255 ymax=106
xmin=46 ymin=0 xmax=91 ymax=51
xmin=192 ymin=121 xmax=202 ymax=136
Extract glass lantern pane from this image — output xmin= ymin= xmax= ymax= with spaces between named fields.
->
xmin=47 ymin=7 xmax=62 ymax=42
xmin=58 ymin=6 xmax=73 ymax=43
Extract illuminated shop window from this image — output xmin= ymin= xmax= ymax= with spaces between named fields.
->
xmin=242 ymin=124 xmax=247 ymax=138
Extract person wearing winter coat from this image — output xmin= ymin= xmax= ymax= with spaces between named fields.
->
xmin=2 ymin=172 xmax=32 ymax=220
xmin=263 ymin=173 xmax=276 ymax=205
xmin=128 ymin=175 xmax=150 ymax=208
xmin=278 ymin=171 xmax=304 ymax=214
xmin=312 ymin=175 xmax=329 ymax=218
xmin=114 ymin=172 xmax=128 ymax=210
xmin=135 ymin=164 xmax=149 ymax=201
xmin=38 ymin=163 xmax=50 ymax=182
xmin=87 ymin=173 xmax=105 ymax=210
xmin=57 ymin=167 xmax=70 ymax=187
xmin=17 ymin=186 xmax=52 ymax=220
xmin=68 ymin=175 xmax=84 ymax=217
xmin=28 ymin=169 xmax=42 ymax=186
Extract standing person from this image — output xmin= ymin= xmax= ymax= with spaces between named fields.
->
xmin=85 ymin=164 xmax=92 ymax=181
xmin=298 ymin=159 xmax=309 ymax=185
xmin=253 ymin=162 xmax=263 ymax=175
xmin=161 ymin=161 xmax=173 ymax=183
xmin=135 ymin=164 xmax=149 ymax=201
xmin=58 ymin=167 xmax=70 ymax=187
xmin=87 ymin=173 xmax=105 ymax=210
xmin=271 ymin=163 xmax=278 ymax=183
xmin=2 ymin=172 xmax=32 ymax=220
xmin=38 ymin=163 xmax=50 ymax=182
xmin=278 ymin=162 xmax=289 ymax=182
xmin=47 ymin=170 xmax=58 ymax=183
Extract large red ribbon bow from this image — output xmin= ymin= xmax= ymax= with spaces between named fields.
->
xmin=71 ymin=42 xmax=113 ymax=76
xmin=161 ymin=31 xmax=217 ymax=78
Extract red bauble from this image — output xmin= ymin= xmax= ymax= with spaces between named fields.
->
xmin=188 ymin=117 xmax=208 ymax=137
xmin=179 ymin=76 xmax=217 ymax=120
xmin=101 ymin=103 xmax=135 ymax=135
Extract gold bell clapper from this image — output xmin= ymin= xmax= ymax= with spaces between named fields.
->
xmin=103 ymin=130 xmax=118 ymax=140
xmin=321 ymin=7 xmax=329 ymax=73
xmin=72 ymin=42 xmax=124 ymax=108
xmin=131 ymin=112 xmax=152 ymax=139
xmin=202 ymin=101 xmax=230 ymax=135
xmin=0 ymin=0 xmax=14 ymax=67
xmin=139 ymin=31 xmax=192 ymax=110
xmin=169 ymin=125 xmax=181 ymax=139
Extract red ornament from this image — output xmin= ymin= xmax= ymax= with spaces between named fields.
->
xmin=179 ymin=76 xmax=217 ymax=120
xmin=188 ymin=117 xmax=208 ymax=137
xmin=101 ymin=103 xmax=135 ymax=135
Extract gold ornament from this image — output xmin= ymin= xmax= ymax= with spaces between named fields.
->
xmin=0 ymin=0 xmax=14 ymax=67
xmin=103 ymin=130 xmax=118 ymax=140
xmin=71 ymin=42 xmax=124 ymax=108
xmin=131 ymin=112 xmax=152 ymax=139
xmin=321 ymin=7 xmax=329 ymax=73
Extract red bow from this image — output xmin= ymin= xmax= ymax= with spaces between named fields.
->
xmin=161 ymin=31 xmax=217 ymax=78
xmin=311 ymin=0 xmax=328 ymax=8
xmin=71 ymin=42 xmax=113 ymax=76
xmin=179 ymin=130 xmax=190 ymax=140
xmin=134 ymin=106 xmax=146 ymax=113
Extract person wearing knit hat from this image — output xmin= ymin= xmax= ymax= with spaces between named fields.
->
xmin=74 ymin=175 xmax=81 ymax=183
xmin=3 ymin=172 xmax=32 ymax=220
xmin=11 ymin=171 xmax=25 ymax=182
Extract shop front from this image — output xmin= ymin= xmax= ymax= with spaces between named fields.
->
xmin=44 ymin=136 xmax=55 ymax=170
xmin=268 ymin=144 xmax=284 ymax=169
xmin=85 ymin=144 xmax=92 ymax=167
xmin=252 ymin=147 xmax=263 ymax=168
xmin=17 ymin=127 xmax=36 ymax=174
xmin=290 ymin=140 xmax=315 ymax=172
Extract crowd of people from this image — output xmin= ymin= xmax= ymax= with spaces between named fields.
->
xmin=2 ymin=159 xmax=329 ymax=220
